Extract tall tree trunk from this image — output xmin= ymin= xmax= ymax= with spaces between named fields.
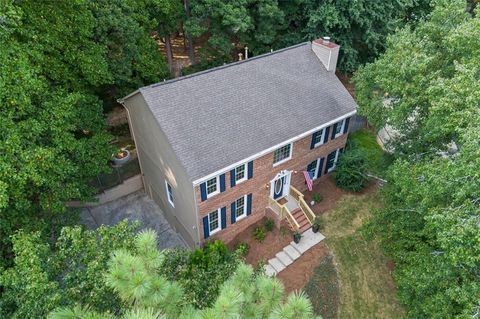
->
xmin=165 ymin=34 xmax=174 ymax=74
xmin=184 ymin=0 xmax=195 ymax=64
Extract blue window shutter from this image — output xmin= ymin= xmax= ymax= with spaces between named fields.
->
xmin=324 ymin=126 xmax=330 ymax=144
xmin=200 ymin=183 xmax=207 ymax=201
xmin=230 ymin=169 xmax=236 ymax=188
xmin=310 ymin=132 xmax=318 ymax=149
xmin=246 ymin=194 xmax=252 ymax=216
xmin=203 ymin=216 xmax=209 ymax=239
xmin=231 ymin=201 xmax=236 ymax=224
xmin=343 ymin=117 xmax=350 ymax=134
xmin=221 ymin=207 xmax=227 ymax=229
xmin=220 ymin=174 xmax=226 ymax=192
xmin=331 ymin=123 xmax=338 ymax=139
xmin=248 ymin=161 xmax=253 ymax=179
xmin=318 ymin=157 xmax=325 ymax=178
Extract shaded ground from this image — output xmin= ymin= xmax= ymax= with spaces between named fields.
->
xmin=304 ymin=255 xmax=340 ymax=319
xmin=80 ymin=191 xmax=187 ymax=249
xmin=319 ymin=191 xmax=404 ymax=319
xmin=228 ymin=217 xmax=293 ymax=267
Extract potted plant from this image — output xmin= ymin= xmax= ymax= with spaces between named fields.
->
xmin=293 ymin=230 xmax=302 ymax=244
xmin=312 ymin=216 xmax=323 ymax=233
xmin=112 ymin=148 xmax=130 ymax=166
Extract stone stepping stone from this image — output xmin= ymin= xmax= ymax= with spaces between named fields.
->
xmin=264 ymin=264 xmax=277 ymax=277
xmin=284 ymin=244 xmax=301 ymax=260
xmin=276 ymin=251 xmax=294 ymax=267
xmin=269 ymin=257 xmax=286 ymax=272
xmin=290 ymin=229 xmax=325 ymax=254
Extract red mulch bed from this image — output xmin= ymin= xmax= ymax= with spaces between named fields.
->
xmin=227 ymin=217 xmax=293 ymax=267
xmin=277 ymin=242 xmax=330 ymax=294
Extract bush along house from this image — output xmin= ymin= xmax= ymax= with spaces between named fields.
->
xmin=119 ymin=37 xmax=357 ymax=247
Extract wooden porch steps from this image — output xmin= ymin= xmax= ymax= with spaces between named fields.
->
xmin=290 ymin=208 xmax=311 ymax=233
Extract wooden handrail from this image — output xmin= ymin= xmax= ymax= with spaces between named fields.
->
xmin=267 ymin=196 xmax=300 ymax=231
xmin=283 ymin=206 xmax=300 ymax=231
xmin=289 ymin=186 xmax=315 ymax=224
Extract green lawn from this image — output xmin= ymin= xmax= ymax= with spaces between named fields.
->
xmin=307 ymin=191 xmax=404 ymax=319
xmin=349 ymin=129 xmax=393 ymax=177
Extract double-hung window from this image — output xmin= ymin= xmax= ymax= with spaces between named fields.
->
xmin=273 ymin=143 xmax=292 ymax=166
xmin=326 ymin=149 xmax=341 ymax=173
xmin=234 ymin=195 xmax=247 ymax=220
xmin=234 ymin=164 xmax=247 ymax=184
xmin=333 ymin=119 xmax=345 ymax=139
xmin=208 ymin=209 xmax=221 ymax=235
xmin=313 ymin=128 xmax=326 ymax=147
xmin=205 ymin=176 xmax=219 ymax=198
xmin=165 ymin=181 xmax=174 ymax=207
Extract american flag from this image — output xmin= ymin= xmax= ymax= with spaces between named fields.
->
xmin=303 ymin=171 xmax=313 ymax=191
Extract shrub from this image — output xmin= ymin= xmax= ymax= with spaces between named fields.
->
xmin=253 ymin=226 xmax=266 ymax=242
xmin=280 ymin=226 xmax=289 ymax=237
xmin=312 ymin=193 xmax=323 ymax=203
xmin=160 ymin=240 xmax=240 ymax=309
xmin=264 ymin=218 xmax=274 ymax=232
xmin=235 ymin=242 xmax=250 ymax=257
xmin=334 ymin=149 xmax=369 ymax=192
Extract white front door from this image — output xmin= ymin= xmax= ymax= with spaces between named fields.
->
xmin=271 ymin=170 xmax=291 ymax=200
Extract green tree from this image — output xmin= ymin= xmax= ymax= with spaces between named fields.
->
xmin=50 ymin=230 xmax=319 ymax=319
xmin=354 ymin=1 xmax=480 ymax=317
xmin=354 ymin=0 xmax=479 ymax=156
xmin=0 ymin=221 xmax=138 ymax=319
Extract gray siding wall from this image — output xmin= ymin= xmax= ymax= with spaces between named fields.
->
xmin=123 ymin=93 xmax=199 ymax=247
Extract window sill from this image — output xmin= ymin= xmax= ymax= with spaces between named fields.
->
xmin=273 ymin=156 xmax=292 ymax=167
xmin=235 ymin=214 xmax=247 ymax=222
xmin=210 ymin=228 xmax=221 ymax=236
xmin=206 ymin=190 xmax=220 ymax=200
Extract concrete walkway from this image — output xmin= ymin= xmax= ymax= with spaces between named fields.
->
xmin=80 ymin=191 xmax=187 ymax=249
xmin=264 ymin=228 xmax=325 ymax=277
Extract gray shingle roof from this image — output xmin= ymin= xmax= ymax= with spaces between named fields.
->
xmin=130 ymin=42 xmax=357 ymax=182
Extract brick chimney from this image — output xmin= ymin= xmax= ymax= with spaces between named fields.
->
xmin=311 ymin=37 xmax=340 ymax=72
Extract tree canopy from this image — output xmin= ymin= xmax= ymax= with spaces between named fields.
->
xmin=354 ymin=1 xmax=480 ymax=317
xmin=49 ymin=230 xmax=318 ymax=319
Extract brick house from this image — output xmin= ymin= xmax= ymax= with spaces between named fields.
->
xmin=119 ymin=38 xmax=357 ymax=248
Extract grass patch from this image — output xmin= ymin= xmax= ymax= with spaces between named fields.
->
xmin=349 ymin=129 xmax=393 ymax=177
xmin=304 ymin=255 xmax=339 ymax=319
xmin=321 ymin=191 xmax=404 ymax=319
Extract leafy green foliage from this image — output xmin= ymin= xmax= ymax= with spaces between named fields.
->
xmin=160 ymin=240 xmax=241 ymax=309
xmin=235 ymin=242 xmax=250 ymax=257
xmin=354 ymin=1 xmax=480 ymax=317
xmin=0 ymin=0 xmax=170 ymax=268
xmin=312 ymin=193 xmax=323 ymax=203
xmin=334 ymin=149 xmax=369 ymax=192
xmin=253 ymin=226 xmax=266 ymax=242
xmin=264 ymin=218 xmax=274 ymax=232
xmin=49 ymin=230 xmax=317 ymax=319
xmin=0 ymin=221 xmax=138 ymax=319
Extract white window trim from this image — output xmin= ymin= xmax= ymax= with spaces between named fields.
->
xmin=327 ymin=149 xmax=341 ymax=173
xmin=206 ymin=176 xmax=220 ymax=199
xmin=165 ymin=180 xmax=174 ymax=207
xmin=234 ymin=195 xmax=248 ymax=221
xmin=334 ymin=119 xmax=346 ymax=139
xmin=234 ymin=163 xmax=248 ymax=184
xmin=208 ymin=208 xmax=222 ymax=235
xmin=272 ymin=143 xmax=293 ymax=167
xmin=313 ymin=128 xmax=326 ymax=148
xmin=308 ymin=158 xmax=322 ymax=180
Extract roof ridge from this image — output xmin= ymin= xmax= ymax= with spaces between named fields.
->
xmin=142 ymin=42 xmax=310 ymax=91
